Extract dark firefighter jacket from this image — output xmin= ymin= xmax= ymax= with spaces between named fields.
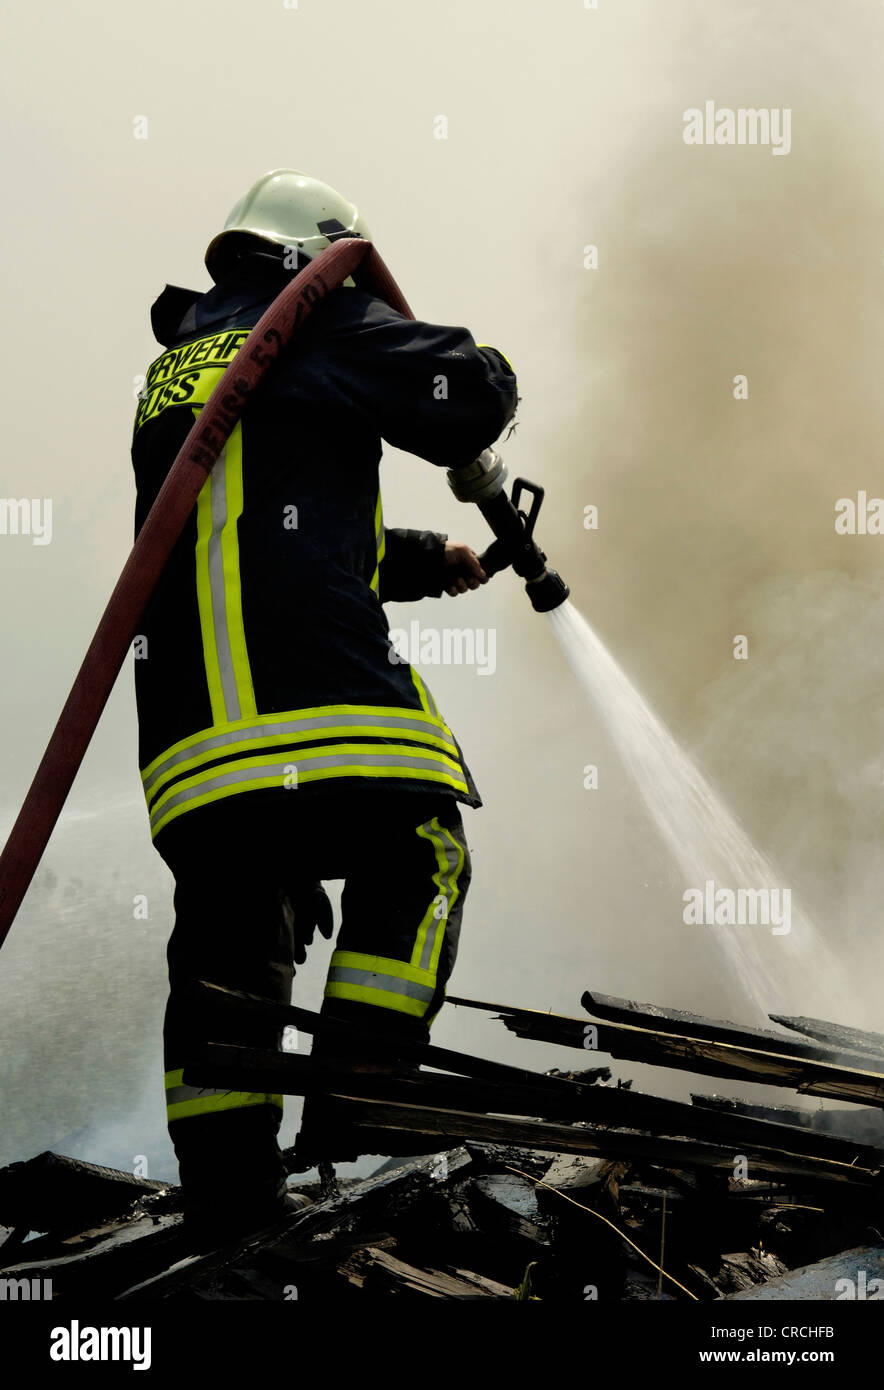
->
xmin=131 ymin=267 xmax=518 ymax=843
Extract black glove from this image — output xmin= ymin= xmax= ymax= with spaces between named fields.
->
xmin=279 ymin=881 xmax=334 ymax=969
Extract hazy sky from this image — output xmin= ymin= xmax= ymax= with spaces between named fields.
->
xmin=2 ymin=0 xmax=883 ymax=1172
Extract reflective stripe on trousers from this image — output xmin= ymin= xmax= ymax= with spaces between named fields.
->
xmin=164 ymin=1067 xmax=283 ymax=1123
xmin=323 ymin=814 xmax=467 ymax=1019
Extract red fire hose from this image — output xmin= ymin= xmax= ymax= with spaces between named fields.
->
xmin=0 ymin=238 xmax=414 ymax=951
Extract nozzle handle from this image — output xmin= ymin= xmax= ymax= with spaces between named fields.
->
xmin=510 ymin=478 xmax=545 ymax=540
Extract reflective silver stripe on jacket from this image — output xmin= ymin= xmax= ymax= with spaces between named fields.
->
xmin=142 ymin=710 xmax=457 ymax=799
xmin=149 ymin=749 xmax=467 ymax=831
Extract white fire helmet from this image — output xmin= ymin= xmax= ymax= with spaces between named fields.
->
xmin=204 ymin=168 xmax=371 ymax=283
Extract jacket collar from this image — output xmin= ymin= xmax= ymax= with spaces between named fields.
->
xmin=150 ymin=271 xmax=291 ymax=348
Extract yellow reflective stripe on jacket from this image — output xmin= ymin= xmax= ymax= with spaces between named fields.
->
xmin=164 ymin=1068 xmax=282 ymax=1122
xmin=409 ymin=664 xmax=441 ymax=719
xmin=194 ymin=419 xmax=256 ymax=725
xmin=140 ymin=703 xmax=461 ymax=797
xmin=324 ymin=950 xmax=436 ymax=1018
xmin=410 ymin=818 xmax=465 ymax=974
xmin=369 ymin=488 xmax=385 ymax=596
xmin=148 ymin=743 xmax=470 ymax=837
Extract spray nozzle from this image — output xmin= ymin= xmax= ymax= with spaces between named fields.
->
xmin=446 ymin=450 xmax=570 ymax=612
xmin=524 ymin=564 xmax=570 ymax=613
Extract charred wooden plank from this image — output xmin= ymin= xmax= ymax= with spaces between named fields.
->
xmin=185 ymin=1043 xmax=881 ymax=1172
xmin=541 ymin=1155 xmax=610 ymax=1190
xmin=311 ymin=1095 xmax=877 ymax=1187
xmin=0 ymin=1212 xmax=187 ymax=1299
xmin=691 ymin=1094 xmax=809 ymax=1127
xmin=469 ymin=1173 xmax=551 ymax=1246
xmin=692 ymin=1093 xmax=884 ymax=1148
xmin=448 ymin=996 xmax=884 ymax=1108
xmin=448 ymin=1266 xmax=515 ymax=1297
xmin=768 ymin=1015 xmax=884 ymax=1062
xmin=714 ymin=1249 xmax=789 ymax=1296
xmin=353 ymin=1246 xmax=510 ymax=1298
xmin=724 ymin=1244 xmax=884 ymax=1300
xmin=583 ymin=1029 xmax=884 ymax=1108
xmin=193 ymin=981 xmax=610 ymax=1097
xmin=0 ymin=1151 xmax=167 ymax=1234
xmin=184 ymin=1041 xmax=604 ymax=1114
xmin=582 ymin=991 xmax=835 ymax=1060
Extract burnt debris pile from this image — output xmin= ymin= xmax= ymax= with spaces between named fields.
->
xmin=1 ymin=986 xmax=882 ymax=1301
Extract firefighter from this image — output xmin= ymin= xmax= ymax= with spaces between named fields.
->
xmin=132 ymin=169 xmax=518 ymax=1237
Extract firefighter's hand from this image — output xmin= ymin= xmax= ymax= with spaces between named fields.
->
xmin=443 ymin=542 xmax=488 ymax=595
xmin=280 ymin=881 xmax=334 ymax=968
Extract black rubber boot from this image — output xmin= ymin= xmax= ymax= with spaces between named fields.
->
xmin=182 ymin=1190 xmax=312 ymax=1251
xmin=172 ymin=1104 xmax=290 ymax=1231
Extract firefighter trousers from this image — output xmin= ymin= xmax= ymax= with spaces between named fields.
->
xmin=154 ymin=790 xmax=472 ymax=1211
